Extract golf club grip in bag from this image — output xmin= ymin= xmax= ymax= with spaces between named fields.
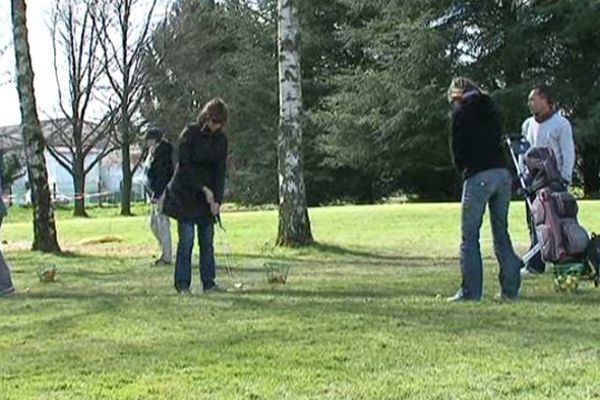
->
xmin=531 ymin=188 xmax=589 ymax=263
xmin=524 ymin=146 xmax=566 ymax=193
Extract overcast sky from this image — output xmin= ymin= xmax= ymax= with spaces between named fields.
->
xmin=0 ymin=0 xmax=169 ymax=128
xmin=0 ymin=1 xmax=58 ymax=127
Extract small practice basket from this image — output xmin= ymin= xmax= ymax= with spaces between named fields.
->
xmin=264 ymin=262 xmax=292 ymax=284
xmin=37 ymin=265 xmax=58 ymax=283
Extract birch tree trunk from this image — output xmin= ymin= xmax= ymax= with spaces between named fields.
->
xmin=11 ymin=0 xmax=61 ymax=252
xmin=276 ymin=0 xmax=313 ymax=246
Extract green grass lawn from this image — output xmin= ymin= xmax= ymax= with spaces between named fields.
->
xmin=1 ymin=202 xmax=600 ymax=399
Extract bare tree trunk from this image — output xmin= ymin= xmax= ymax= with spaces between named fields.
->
xmin=11 ymin=0 xmax=61 ymax=253
xmin=49 ymin=0 xmax=116 ymax=218
xmin=73 ymin=156 xmax=87 ymax=217
xmin=92 ymin=0 xmax=158 ymax=216
xmin=119 ymin=33 xmax=134 ymax=217
xmin=120 ymin=140 xmax=132 ymax=216
xmin=276 ymin=0 xmax=313 ymax=247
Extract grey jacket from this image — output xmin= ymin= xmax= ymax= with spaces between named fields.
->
xmin=520 ymin=112 xmax=575 ymax=184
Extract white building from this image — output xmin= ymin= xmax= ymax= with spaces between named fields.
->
xmin=0 ymin=120 xmax=146 ymax=205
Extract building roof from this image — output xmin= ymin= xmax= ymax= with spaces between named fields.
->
xmin=0 ymin=118 xmax=114 ymax=151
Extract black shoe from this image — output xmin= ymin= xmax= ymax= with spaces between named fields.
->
xmin=153 ymin=259 xmax=171 ymax=267
xmin=203 ymin=285 xmax=226 ymax=294
xmin=0 ymin=286 xmax=16 ymax=296
xmin=175 ymin=284 xmax=190 ymax=295
xmin=493 ymin=292 xmax=518 ymax=303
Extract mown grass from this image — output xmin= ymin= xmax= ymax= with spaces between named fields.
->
xmin=1 ymin=202 xmax=600 ymax=399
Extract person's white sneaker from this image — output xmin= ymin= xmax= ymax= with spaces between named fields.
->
xmin=445 ymin=290 xmax=480 ymax=302
xmin=446 ymin=292 xmax=465 ymax=302
xmin=520 ymin=268 xmax=539 ymax=278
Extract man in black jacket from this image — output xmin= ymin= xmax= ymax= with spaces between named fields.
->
xmin=447 ymin=77 xmax=521 ymax=302
xmin=143 ymin=127 xmax=174 ymax=266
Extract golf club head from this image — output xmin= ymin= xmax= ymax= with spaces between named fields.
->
xmin=506 ymin=135 xmax=531 ymax=155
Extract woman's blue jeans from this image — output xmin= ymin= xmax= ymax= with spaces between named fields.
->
xmin=459 ymin=168 xmax=522 ymax=299
xmin=174 ymin=218 xmax=216 ymax=291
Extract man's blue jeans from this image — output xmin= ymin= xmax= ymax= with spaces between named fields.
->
xmin=0 ymin=218 xmax=15 ymax=295
xmin=525 ymin=198 xmax=546 ymax=273
xmin=459 ymin=168 xmax=521 ymax=300
xmin=174 ymin=218 xmax=216 ymax=291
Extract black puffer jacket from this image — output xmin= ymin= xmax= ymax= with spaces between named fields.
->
xmin=163 ymin=124 xmax=228 ymax=223
xmin=145 ymin=140 xmax=174 ymax=200
xmin=450 ymin=93 xmax=506 ymax=180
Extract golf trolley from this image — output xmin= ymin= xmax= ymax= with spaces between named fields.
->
xmin=504 ymin=133 xmax=600 ymax=291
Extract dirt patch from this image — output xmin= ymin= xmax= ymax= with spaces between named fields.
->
xmin=76 ymin=235 xmax=124 ymax=246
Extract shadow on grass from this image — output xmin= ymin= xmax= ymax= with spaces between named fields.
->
xmin=218 ymin=240 xmax=521 ymax=269
xmin=4 ymin=279 xmax=600 ymax=344
xmin=222 ymin=252 xmax=459 ymax=269
xmin=220 ymin=290 xmax=600 ymax=341
xmin=310 ymin=242 xmax=432 ymax=261
xmin=6 ymin=249 xmax=150 ymax=263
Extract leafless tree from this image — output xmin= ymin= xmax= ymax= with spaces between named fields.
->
xmin=92 ymin=0 xmax=160 ymax=216
xmin=48 ymin=0 xmax=118 ymax=217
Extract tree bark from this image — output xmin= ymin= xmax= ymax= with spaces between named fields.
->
xmin=12 ymin=0 xmax=61 ymax=252
xmin=120 ymin=141 xmax=132 ymax=216
xmin=276 ymin=0 xmax=313 ymax=247
xmin=92 ymin=0 xmax=157 ymax=216
xmin=73 ymin=156 xmax=87 ymax=217
xmin=50 ymin=0 xmax=115 ymax=218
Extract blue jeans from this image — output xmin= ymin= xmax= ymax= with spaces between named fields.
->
xmin=174 ymin=218 xmax=216 ymax=291
xmin=525 ymin=198 xmax=546 ymax=273
xmin=0 ymin=218 xmax=15 ymax=294
xmin=459 ymin=168 xmax=521 ymax=299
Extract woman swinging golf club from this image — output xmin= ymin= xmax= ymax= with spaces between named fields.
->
xmin=163 ymin=98 xmax=229 ymax=294
xmin=446 ymin=77 xmax=522 ymax=302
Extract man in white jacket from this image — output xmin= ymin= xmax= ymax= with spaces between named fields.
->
xmin=521 ymin=85 xmax=575 ymax=276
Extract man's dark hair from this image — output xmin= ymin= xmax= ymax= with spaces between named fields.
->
xmin=532 ymin=84 xmax=555 ymax=107
xmin=144 ymin=127 xmax=165 ymax=141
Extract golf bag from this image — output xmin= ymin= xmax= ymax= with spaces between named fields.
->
xmin=530 ymin=188 xmax=589 ymax=263
xmin=504 ymin=133 xmax=600 ymax=289
xmin=525 ymin=147 xmax=589 ymax=263
xmin=523 ymin=147 xmax=565 ymax=193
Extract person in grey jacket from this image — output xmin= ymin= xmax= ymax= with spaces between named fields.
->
xmin=143 ymin=127 xmax=174 ymax=266
xmin=520 ymin=85 xmax=575 ymax=276
xmin=521 ymin=85 xmax=575 ymax=184
xmin=0 ymin=151 xmax=16 ymax=296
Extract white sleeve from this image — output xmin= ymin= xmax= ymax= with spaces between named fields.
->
xmin=518 ymin=119 xmax=530 ymax=175
xmin=559 ymin=119 xmax=576 ymax=184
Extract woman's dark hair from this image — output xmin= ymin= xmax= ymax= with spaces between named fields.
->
xmin=198 ymin=97 xmax=228 ymax=125
xmin=447 ymin=77 xmax=484 ymax=103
